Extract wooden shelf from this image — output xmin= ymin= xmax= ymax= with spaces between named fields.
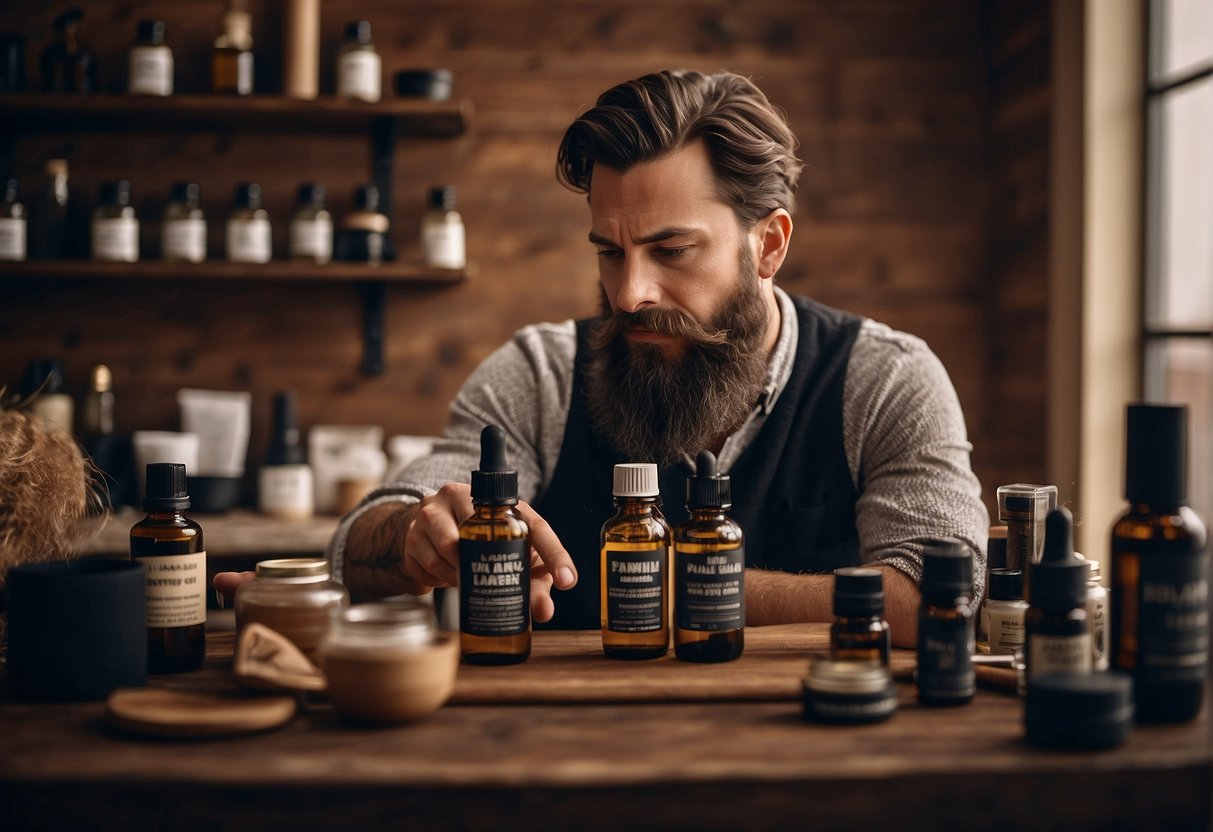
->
xmin=0 ymin=259 xmax=471 ymax=284
xmin=0 ymin=93 xmax=470 ymax=136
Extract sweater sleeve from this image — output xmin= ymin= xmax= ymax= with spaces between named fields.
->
xmin=843 ymin=320 xmax=989 ymax=608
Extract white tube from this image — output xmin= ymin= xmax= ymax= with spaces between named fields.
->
xmin=177 ymin=389 xmax=252 ymax=477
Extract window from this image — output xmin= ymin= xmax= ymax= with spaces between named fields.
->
xmin=1145 ymin=0 xmax=1213 ymax=521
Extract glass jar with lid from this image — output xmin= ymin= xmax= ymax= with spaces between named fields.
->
xmin=234 ymin=558 xmax=348 ymax=659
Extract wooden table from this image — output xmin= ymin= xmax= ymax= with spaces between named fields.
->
xmin=0 ymin=622 xmax=1208 ymax=831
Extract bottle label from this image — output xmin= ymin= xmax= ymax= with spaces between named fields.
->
xmin=92 ymin=217 xmax=139 ymax=262
xmin=981 ymin=605 xmax=1026 ymax=654
xmin=227 ymin=218 xmax=272 ymax=263
xmin=337 ymin=51 xmax=381 ymax=102
xmin=917 ymin=615 xmax=975 ymax=698
xmin=140 ymin=551 xmax=207 ymax=628
xmin=1088 ymin=586 xmax=1109 ymax=670
xmin=423 ymin=221 xmax=465 ymax=269
xmin=259 ymin=465 xmax=314 ymax=517
xmin=1028 ymin=632 xmax=1092 ymax=677
xmin=1138 ymin=545 xmax=1209 ymax=686
xmin=0 ymin=217 xmax=26 ymax=261
xmin=675 ymin=546 xmax=744 ymax=632
xmin=605 ymin=545 xmax=666 ymax=633
xmin=162 ymin=218 xmax=207 ymax=262
xmin=289 ymin=217 xmax=333 ymax=262
xmin=129 ymin=48 xmax=173 ymax=96
xmin=459 ymin=538 xmax=529 ymax=637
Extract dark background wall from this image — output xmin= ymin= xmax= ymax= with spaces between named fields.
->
xmin=0 ymin=0 xmax=1050 ymax=514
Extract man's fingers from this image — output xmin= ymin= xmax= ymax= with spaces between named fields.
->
xmin=515 ymin=500 xmax=577 ymax=590
xmin=530 ymin=569 xmax=557 ymax=624
xmin=212 ymin=571 xmax=256 ymax=607
xmin=406 ymin=529 xmax=457 ymax=588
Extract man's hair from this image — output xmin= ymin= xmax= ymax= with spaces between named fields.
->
xmin=556 ymin=69 xmax=803 ymax=227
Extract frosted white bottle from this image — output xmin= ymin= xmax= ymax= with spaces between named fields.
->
xmin=226 ymin=183 xmax=272 ymax=264
xmin=92 ymin=181 xmax=140 ymax=263
xmin=422 ymin=186 xmax=465 ymax=270
xmin=336 ymin=21 xmax=381 ymax=103
xmin=128 ymin=20 xmax=174 ymax=96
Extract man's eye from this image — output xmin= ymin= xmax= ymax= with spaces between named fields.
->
xmin=596 ymin=249 xmax=623 ymax=260
xmin=659 ymin=246 xmax=692 ymax=259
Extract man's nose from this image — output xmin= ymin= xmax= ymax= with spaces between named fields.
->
xmin=613 ymin=254 xmax=662 ymax=313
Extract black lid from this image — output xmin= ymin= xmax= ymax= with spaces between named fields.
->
xmin=986 ymin=528 xmax=1007 ymax=570
xmin=296 ymin=182 xmax=325 ymax=207
xmin=4 ymin=178 xmax=17 ymax=201
xmin=1025 ymin=671 xmax=1134 ymax=750
xmin=53 ymin=8 xmax=84 ymax=30
xmin=99 ymin=180 xmax=131 ymax=206
xmin=686 ymin=449 xmax=730 ymax=509
xmin=354 ymin=184 xmax=380 ymax=212
xmin=266 ymin=391 xmax=304 ymax=465
xmin=920 ymin=539 xmax=973 ymax=601
xmin=470 ymin=425 xmax=517 ymax=505
xmin=428 ymin=186 xmax=456 ymax=211
xmin=833 ymin=567 xmax=884 ymax=617
xmin=1030 ymin=507 xmax=1088 ymax=611
xmin=169 ymin=181 xmax=199 ymax=203
xmin=987 ymin=568 xmax=1023 ymax=602
xmin=136 ymin=20 xmax=165 ymax=44
xmin=234 ymin=182 xmax=261 ymax=209
xmin=1125 ymin=403 xmax=1188 ymax=506
xmin=144 ymin=462 xmax=190 ymax=511
xmin=21 ymin=357 xmax=64 ymax=397
xmin=345 ymin=20 xmax=372 ymax=43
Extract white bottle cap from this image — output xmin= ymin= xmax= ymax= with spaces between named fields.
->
xmin=612 ymin=463 xmax=658 ymax=497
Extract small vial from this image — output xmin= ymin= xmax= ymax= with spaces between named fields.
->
xmin=226 ymin=183 xmax=271 ymax=264
xmin=212 ymin=10 xmax=253 ymax=95
xmin=1025 ymin=507 xmax=1091 ymax=682
xmin=422 ymin=185 xmax=465 ymax=269
xmin=601 ymin=463 xmax=670 ymax=660
xmin=92 ymin=180 xmax=139 ymax=263
xmin=1080 ymin=556 xmax=1109 ymax=671
xmin=288 ymin=183 xmax=332 ymax=264
xmin=830 ymin=567 xmax=890 ymax=667
xmin=337 ymin=185 xmax=389 ymax=265
xmin=978 ymin=568 xmax=1027 ymax=656
xmin=916 ymin=539 xmax=975 ymax=706
xmin=996 ymin=483 xmax=1057 ymax=603
xmin=162 ymin=182 xmax=206 ymax=263
xmin=337 ymin=20 xmax=381 ymax=103
xmin=128 ymin=20 xmax=173 ymax=96
xmin=0 ymin=178 xmax=26 ymax=262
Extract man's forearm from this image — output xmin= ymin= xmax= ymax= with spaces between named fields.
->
xmin=745 ymin=565 xmax=921 ymax=648
xmin=343 ymin=501 xmax=417 ymax=602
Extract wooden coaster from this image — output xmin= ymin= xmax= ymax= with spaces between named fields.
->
xmin=106 ymin=688 xmax=297 ymax=738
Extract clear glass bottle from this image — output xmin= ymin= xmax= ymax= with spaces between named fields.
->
xmin=212 ymin=9 xmax=253 ymax=95
xmin=422 ymin=185 xmax=465 ymax=269
xmin=830 ymin=567 xmax=890 ymax=666
xmin=234 ymin=558 xmax=347 ymax=659
xmin=1081 ymin=556 xmax=1110 ymax=671
xmin=674 ymin=450 xmax=744 ymax=663
xmin=40 ymin=7 xmax=97 ymax=93
xmin=916 ymin=539 xmax=975 ymax=706
xmin=1025 ymin=507 xmax=1090 ymax=682
xmin=601 ymin=463 xmax=670 ymax=660
xmin=130 ymin=463 xmax=206 ymax=673
xmin=258 ymin=391 xmax=314 ymax=519
xmin=226 ymin=182 xmax=271 ymax=263
xmin=128 ymin=19 xmax=173 ymax=96
xmin=162 ymin=181 xmax=206 ymax=264
xmin=0 ymin=178 xmax=26 ymax=262
xmin=289 ymin=183 xmax=332 ymax=264
xmin=1112 ymin=403 xmax=1209 ymax=723
xmin=978 ymin=567 xmax=1028 ymax=656
xmin=996 ymin=483 xmax=1057 ymax=604
xmin=92 ymin=180 xmax=139 ymax=263
xmin=337 ymin=185 xmax=388 ymax=265
xmin=459 ymin=425 xmax=530 ymax=665
xmin=33 ymin=159 xmax=69 ymax=259
xmin=336 ymin=20 xmax=381 ymax=103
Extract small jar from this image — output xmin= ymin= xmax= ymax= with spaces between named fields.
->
xmin=802 ymin=659 xmax=897 ymax=724
xmin=319 ymin=599 xmax=459 ymax=724
xmin=234 ymin=558 xmax=347 ymax=659
xmin=979 ymin=568 xmax=1028 ymax=656
xmin=162 ymin=181 xmax=206 ymax=263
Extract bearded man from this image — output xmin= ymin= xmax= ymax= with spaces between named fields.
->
xmin=313 ymin=70 xmax=988 ymax=646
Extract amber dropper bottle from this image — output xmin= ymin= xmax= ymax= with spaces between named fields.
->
xmin=674 ymin=450 xmax=745 ymax=663
xmin=916 ymin=539 xmax=975 ymax=706
xmin=459 ymin=425 xmax=530 ymax=665
xmin=130 ymin=463 xmax=206 ymax=673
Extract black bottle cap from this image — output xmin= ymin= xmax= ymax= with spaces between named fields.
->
xmin=169 ymin=181 xmax=199 ymax=204
xmin=470 ymin=425 xmax=517 ymax=505
xmin=429 ymin=186 xmax=456 ymax=211
xmin=1025 ymin=671 xmax=1134 ymax=750
xmin=1030 ymin=507 xmax=1087 ymax=611
xmin=144 ymin=462 xmax=190 ymax=511
xmin=21 ymin=358 xmax=65 ymax=397
xmin=833 ymin=567 xmax=884 ymax=617
xmin=99 ymin=180 xmax=131 ymax=207
xmin=53 ymin=8 xmax=84 ymax=31
xmin=354 ymin=185 xmax=380 ymax=212
xmin=685 ymin=449 xmax=730 ymax=509
xmin=987 ymin=568 xmax=1023 ymax=602
xmin=345 ymin=20 xmax=373 ymax=44
xmin=920 ymin=539 xmax=973 ymax=601
xmin=1125 ymin=403 xmax=1188 ymax=506
xmin=987 ymin=527 xmax=1007 ymax=570
xmin=297 ymin=182 xmax=325 ymax=207
xmin=137 ymin=20 xmax=165 ymax=45
xmin=266 ymin=391 xmax=304 ymax=465
xmin=234 ymin=182 xmax=262 ymax=209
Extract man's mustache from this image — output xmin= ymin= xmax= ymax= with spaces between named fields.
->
xmin=587 ymin=306 xmax=730 ymax=352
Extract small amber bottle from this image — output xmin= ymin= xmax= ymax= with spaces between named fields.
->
xmin=674 ymin=450 xmax=744 ymax=663
xmin=830 ymin=567 xmax=890 ymax=667
xmin=601 ymin=463 xmax=670 ymax=659
xmin=1025 ymin=507 xmax=1090 ymax=683
xmin=130 ymin=463 xmax=206 ymax=673
xmin=459 ymin=425 xmax=530 ymax=665
xmin=916 ymin=539 xmax=975 ymax=706
xmin=211 ymin=9 xmax=253 ymax=95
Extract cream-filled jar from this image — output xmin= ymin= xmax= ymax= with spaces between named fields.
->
xmin=234 ymin=558 xmax=347 ymax=659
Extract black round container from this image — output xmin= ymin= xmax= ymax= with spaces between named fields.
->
xmin=802 ymin=659 xmax=897 ymax=724
xmin=1025 ymin=671 xmax=1134 ymax=749
xmin=394 ymin=68 xmax=452 ymax=100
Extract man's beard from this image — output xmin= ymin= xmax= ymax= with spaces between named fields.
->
xmin=584 ymin=250 xmax=772 ymax=468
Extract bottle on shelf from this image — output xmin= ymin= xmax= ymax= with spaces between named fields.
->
xmin=20 ymin=357 xmax=73 ymax=435
xmin=289 ymin=183 xmax=332 ymax=265
xmin=258 ymin=391 xmax=314 ymax=520
xmin=212 ymin=7 xmax=254 ymax=95
xmin=226 ymin=183 xmax=271 ymax=264
xmin=0 ymin=33 xmax=27 ymax=92
xmin=336 ymin=185 xmax=389 ymax=265
xmin=337 ymin=20 xmax=381 ymax=103
xmin=40 ymin=7 xmax=98 ymax=93
xmin=32 ymin=159 xmax=69 ymax=260
xmin=128 ymin=19 xmax=173 ymax=97
xmin=422 ymin=185 xmax=465 ymax=270
xmin=0 ymin=179 xmax=26 ymax=262
xmin=162 ymin=182 xmax=206 ymax=264
xmin=283 ymin=0 xmax=319 ymax=100
xmin=82 ymin=363 xmax=133 ymax=509
xmin=91 ymin=181 xmax=139 ymax=263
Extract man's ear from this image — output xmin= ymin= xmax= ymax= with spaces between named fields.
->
xmin=752 ymin=209 xmax=793 ymax=280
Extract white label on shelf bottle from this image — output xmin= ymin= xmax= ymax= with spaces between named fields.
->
xmin=226 ymin=218 xmax=272 ymax=263
xmin=259 ymin=464 xmax=315 ymax=519
xmin=92 ymin=218 xmax=140 ymax=262
xmin=423 ymin=219 xmax=465 ymax=270
xmin=289 ymin=217 xmax=333 ymax=263
xmin=129 ymin=47 xmax=174 ymax=96
xmin=162 ymin=218 xmax=207 ymax=263
xmin=0 ymin=217 xmax=27 ymax=261
xmin=337 ymin=51 xmax=381 ymax=103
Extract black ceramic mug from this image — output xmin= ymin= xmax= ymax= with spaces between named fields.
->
xmin=6 ymin=559 xmax=147 ymax=701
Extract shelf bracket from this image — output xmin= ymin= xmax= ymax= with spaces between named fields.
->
xmin=361 ymin=281 xmax=386 ymax=376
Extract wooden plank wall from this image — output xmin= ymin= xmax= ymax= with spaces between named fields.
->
xmin=0 ymin=0 xmax=1050 ymax=513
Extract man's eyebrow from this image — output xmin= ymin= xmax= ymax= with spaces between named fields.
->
xmin=588 ymin=227 xmax=701 ymax=247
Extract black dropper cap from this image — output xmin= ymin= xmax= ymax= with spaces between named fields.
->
xmin=354 ymin=184 xmax=380 ymax=212
xmin=21 ymin=357 xmax=65 ymax=397
xmin=920 ymin=539 xmax=973 ymax=604
xmin=170 ymin=181 xmax=200 ymax=205
xmin=144 ymin=462 xmax=190 ymax=511
xmin=686 ymin=449 xmax=730 ymax=509
xmin=987 ymin=529 xmax=1008 ymax=571
xmin=137 ymin=20 xmax=165 ymax=45
xmin=1125 ymin=403 xmax=1188 ymax=507
xmin=833 ymin=567 xmax=884 ymax=616
xmin=988 ymin=568 xmax=1024 ymax=602
xmin=429 ymin=186 xmax=456 ymax=211
xmin=99 ymin=180 xmax=131 ymax=207
xmin=234 ymin=182 xmax=262 ymax=210
xmin=266 ymin=391 xmax=304 ymax=465
xmin=297 ymin=182 xmax=325 ymax=207
xmin=345 ymin=20 xmax=372 ymax=44
xmin=1030 ymin=507 xmax=1087 ymax=611
xmin=470 ymin=425 xmax=517 ymax=505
